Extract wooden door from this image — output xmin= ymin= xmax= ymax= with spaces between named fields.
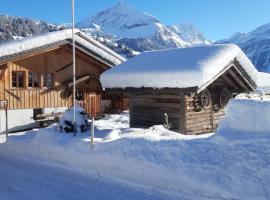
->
xmin=82 ymin=91 xmax=97 ymax=116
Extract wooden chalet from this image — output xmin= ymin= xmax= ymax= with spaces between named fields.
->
xmin=101 ymin=44 xmax=258 ymax=135
xmin=0 ymin=29 xmax=125 ymax=132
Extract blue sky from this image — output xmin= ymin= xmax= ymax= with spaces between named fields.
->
xmin=0 ymin=0 xmax=269 ymax=40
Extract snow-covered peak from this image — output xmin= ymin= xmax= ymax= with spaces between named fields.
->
xmin=77 ymin=1 xmax=161 ymax=38
xmin=77 ymin=2 xmax=209 ymax=57
xmin=169 ymin=23 xmax=209 ymax=44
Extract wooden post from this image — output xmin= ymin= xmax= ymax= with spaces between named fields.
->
xmin=90 ymin=105 xmax=95 ymax=148
xmin=5 ymin=100 xmax=8 ymax=138
xmin=164 ymin=113 xmax=169 ymax=130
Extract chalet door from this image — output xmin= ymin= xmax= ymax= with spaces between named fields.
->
xmin=83 ymin=92 xmax=97 ymax=116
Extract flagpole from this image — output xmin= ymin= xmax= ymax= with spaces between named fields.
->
xmin=72 ymin=0 xmax=76 ymax=136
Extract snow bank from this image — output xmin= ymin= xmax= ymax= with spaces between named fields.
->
xmin=256 ymin=72 xmax=270 ymax=94
xmin=1 ymin=112 xmax=270 ymax=199
xmin=101 ymin=44 xmax=257 ymax=89
xmin=218 ymin=96 xmax=270 ymax=133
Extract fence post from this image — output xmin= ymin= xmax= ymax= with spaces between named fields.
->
xmin=91 ymin=106 xmax=95 ymax=148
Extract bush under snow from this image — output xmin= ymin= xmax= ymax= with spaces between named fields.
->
xmin=58 ymin=105 xmax=89 ymax=133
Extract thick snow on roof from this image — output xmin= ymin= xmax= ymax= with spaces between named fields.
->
xmin=0 ymin=29 xmax=125 ymax=65
xmin=101 ymin=44 xmax=258 ymax=89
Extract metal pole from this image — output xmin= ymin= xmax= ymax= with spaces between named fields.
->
xmin=72 ymin=0 xmax=76 ymax=136
xmin=5 ymin=100 xmax=8 ymax=138
xmin=91 ymin=116 xmax=94 ymax=148
xmin=90 ymin=101 xmax=95 ymax=148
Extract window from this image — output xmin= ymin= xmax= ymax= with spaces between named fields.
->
xmin=28 ymin=72 xmax=39 ymax=88
xmin=12 ymin=71 xmax=25 ymax=88
xmin=43 ymin=73 xmax=53 ymax=88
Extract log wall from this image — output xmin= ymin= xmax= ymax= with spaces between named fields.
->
xmin=130 ymin=94 xmax=184 ymax=132
xmin=184 ymin=95 xmax=225 ymax=135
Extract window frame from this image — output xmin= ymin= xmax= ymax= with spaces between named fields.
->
xmin=11 ymin=71 xmax=25 ymax=88
xmin=28 ymin=72 xmax=40 ymax=88
xmin=43 ymin=72 xmax=54 ymax=89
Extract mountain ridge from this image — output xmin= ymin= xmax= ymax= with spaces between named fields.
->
xmin=77 ymin=1 xmax=208 ymax=57
xmin=217 ymin=22 xmax=270 ymax=72
xmin=0 ymin=14 xmax=63 ymax=43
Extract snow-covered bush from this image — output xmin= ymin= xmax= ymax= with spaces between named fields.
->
xmin=58 ymin=105 xmax=89 ymax=133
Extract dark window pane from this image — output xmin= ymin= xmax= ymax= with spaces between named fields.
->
xmin=44 ymin=73 xmax=53 ymax=88
xmin=33 ymin=73 xmax=38 ymax=87
xmin=12 ymin=72 xmax=17 ymax=87
xmin=28 ymin=72 xmax=33 ymax=87
xmin=18 ymin=72 xmax=24 ymax=88
xmin=43 ymin=74 xmax=46 ymax=87
xmin=47 ymin=73 xmax=53 ymax=88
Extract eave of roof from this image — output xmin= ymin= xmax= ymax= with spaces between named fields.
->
xmin=0 ymin=29 xmax=125 ymax=67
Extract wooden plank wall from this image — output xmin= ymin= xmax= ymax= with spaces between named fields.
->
xmin=1 ymin=45 xmax=103 ymax=112
xmin=184 ymin=95 xmax=225 ymax=135
xmin=76 ymin=92 xmax=101 ymax=114
xmin=5 ymin=62 xmax=68 ymax=110
xmin=130 ymin=94 xmax=182 ymax=131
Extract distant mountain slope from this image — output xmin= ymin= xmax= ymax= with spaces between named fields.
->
xmin=217 ymin=23 xmax=270 ymax=72
xmin=77 ymin=2 xmax=209 ymax=57
xmin=0 ymin=14 xmax=63 ymax=43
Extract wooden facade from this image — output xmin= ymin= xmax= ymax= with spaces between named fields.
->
xmin=0 ymin=43 xmax=113 ymax=114
xmin=119 ymin=60 xmax=256 ymax=135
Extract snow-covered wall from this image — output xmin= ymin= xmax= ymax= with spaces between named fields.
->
xmin=0 ymin=107 xmax=68 ymax=133
xmin=0 ymin=109 xmax=36 ymax=133
xmin=218 ymin=98 xmax=270 ymax=133
xmin=44 ymin=107 xmax=67 ymax=114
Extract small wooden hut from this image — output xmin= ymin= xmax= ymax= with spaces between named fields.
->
xmin=0 ymin=29 xmax=125 ymax=132
xmin=101 ymin=44 xmax=258 ymax=134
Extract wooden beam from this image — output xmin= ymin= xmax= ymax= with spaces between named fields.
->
xmin=106 ymin=87 xmax=198 ymax=95
xmin=67 ymin=75 xmax=90 ymax=87
xmin=232 ymin=65 xmax=256 ymax=91
xmin=221 ymin=73 xmax=238 ymax=89
xmin=228 ymin=69 xmax=249 ymax=90
xmin=198 ymin=62 xmax=234 ymax=93
xmin=62 ymin=45 xmax=107 ymax=72
xmin=56 ymin=62 xmax=73 ymax=73
xmin=234 ymin=59 xmax=257 ymax=89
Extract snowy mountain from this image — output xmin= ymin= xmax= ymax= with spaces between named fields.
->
xmin=0 ymin=14 xmax=63 ymax=43
xmin=77 ymin=2 xmax=209 ymax=57
xmin=217 ymin=23 xmax=270 ymax=72
xmin=169 ymin=23 xmax=209 ymax=45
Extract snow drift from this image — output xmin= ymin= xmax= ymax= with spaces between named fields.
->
xmin=1 ymin=107 xmax=270 ymax=199
xmin=219 ymin=94 xmax=270 ymax=133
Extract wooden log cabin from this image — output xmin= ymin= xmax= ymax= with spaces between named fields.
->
xmin=0 ymin=29 xmax=125 ymax=132
xmin=101 ymin=44 xmax=258 ymax=135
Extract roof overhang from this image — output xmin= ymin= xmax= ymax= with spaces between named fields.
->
xmin=197 ymin=59 xmax=257 ymax=94
xmin=0 ymin=30 xmax=125 ymax=67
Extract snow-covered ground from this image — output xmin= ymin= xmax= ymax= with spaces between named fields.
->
xmin=1 ymin=98 xmax=270 ymax=199
xmin=0 ymin=154 xmax=172 ymax=200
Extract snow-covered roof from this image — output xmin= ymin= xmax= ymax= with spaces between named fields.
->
xmin=0 ymin=29 xmax=125 ymax=66
xmin=101 ymin=44 xmax=258 ymax=90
